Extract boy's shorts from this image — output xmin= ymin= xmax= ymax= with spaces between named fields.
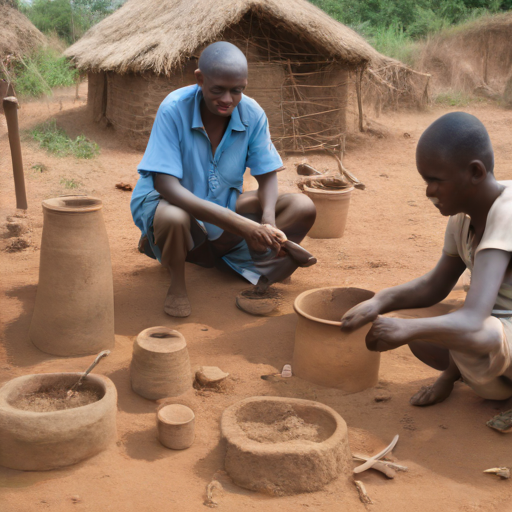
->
xmin=451 ymin=312 xmax=512 ymax=400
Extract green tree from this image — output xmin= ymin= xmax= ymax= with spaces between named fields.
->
xmin=21 ymin=0 xmax=126 ymax=43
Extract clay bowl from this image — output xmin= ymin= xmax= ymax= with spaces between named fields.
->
xmin=157 ymin=404 xmax=195 ymax=450
xmin=0 ymin=373 xmax=117 ymax=471
xmin=221 ymin=396 xmax=352 ymax=495
xmin=293 ymin=287 xmax=380 ymax=393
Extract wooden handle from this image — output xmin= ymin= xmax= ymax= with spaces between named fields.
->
xmin=3 ymin=96 xmax=28 ymax=210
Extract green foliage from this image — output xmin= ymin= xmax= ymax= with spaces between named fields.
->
xmin=30 ymin=119 xmax=100 ymax=159
xmin=309 ymin=0 xmax=511 ymax=62
xmin=367 ymin=22 xmax=419 ymax=64
xmin=20 ymin=0 xmax=126 ymax=43
xmin=11 ymin=47 xmax=78 ymax=97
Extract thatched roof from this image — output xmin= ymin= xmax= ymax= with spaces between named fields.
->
xmin=65 ymin=0 xmax=382 ymax=75
xmin=0 ymin=4 xmax=46 ymax=58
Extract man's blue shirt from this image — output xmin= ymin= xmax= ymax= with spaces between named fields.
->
xmin=130 ymin=84 xmax=283 ymax=242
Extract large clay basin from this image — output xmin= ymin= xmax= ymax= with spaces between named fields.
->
xmin=0 ymin=373 xmax=117 ymax=471
xmin=221 ymin=396 xmax=352 ymax=495
xmin=293 ymin=287 xmax=380 ymax=393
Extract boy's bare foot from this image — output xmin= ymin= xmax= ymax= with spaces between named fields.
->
xmin=410 ymin=378 xmax=455 ymax=406
xmin=164 ymin=293 xmax=191 ymax=318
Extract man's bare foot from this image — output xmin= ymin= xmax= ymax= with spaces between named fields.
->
xmin=164 ymin=294 xmax=191 ymax=318
xmin=410 ymin=378 xmax=455 ymax=406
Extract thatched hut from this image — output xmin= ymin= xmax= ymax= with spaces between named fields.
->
xmin=0 ymin=3 xmax=46 ymax=60
xmin=0 ymin=2 xmax=46 ymax=109
xmin=65 ymin=0 xmax=405 ymax=152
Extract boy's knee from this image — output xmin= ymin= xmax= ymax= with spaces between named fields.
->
xmin=483 ymin=316 xmax=505 ymax=352
xmin=156 ymin=204 xmax=190 ymax=231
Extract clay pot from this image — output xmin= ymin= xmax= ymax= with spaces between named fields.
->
xmin=221 ymin=396 xmax=352 ymax=495
xmin=0 ymin=373 xmax=117 ymax=471
xmin=29 ymin=196 xmax=114 ymax=356
xmin=130 ymin=326 xmax=192 ymax=400
xmin=157 ymin=404 xmax=195 ymax=449
xmin=302 ymin=185 xmax=353 ymax=239
xmin=293 ymin=287 xmax=380 ymax=393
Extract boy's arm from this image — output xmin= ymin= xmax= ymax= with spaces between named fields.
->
xmin=366 ymin=248 xmax=511 ymax=354
xmin=341 ymin=253 xmax=467 ymax=331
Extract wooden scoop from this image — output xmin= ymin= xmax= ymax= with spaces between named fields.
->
xmin=67 ymin=350 xmax=111 ymax=398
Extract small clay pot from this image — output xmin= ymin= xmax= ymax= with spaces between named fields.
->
xmin=302 ymin=185 xmax=353 ymax=239
xmin=157 ymin=404 xmax=195 ymax=450
xmin=0 ymin=373 xmax=117 ymax=471
xmin=130 ymin=327 xmax=192 ymax=400
xmin=221 ymin=396 xmax=352 ymax=495
xmin=29 ymin=196 xmax=115 ymax=356
xmin=293 ymin=287 xmax=380 ymax=393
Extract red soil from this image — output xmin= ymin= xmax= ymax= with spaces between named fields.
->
xmin=1 ymin=85 xmax=511 ymax=511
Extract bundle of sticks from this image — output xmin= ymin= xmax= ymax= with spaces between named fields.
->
xmin=296 ymin=151 xmax=365 ymax=192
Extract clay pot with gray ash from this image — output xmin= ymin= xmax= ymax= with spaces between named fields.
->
xmin=0 ymin=373 xmax=117 ymax=471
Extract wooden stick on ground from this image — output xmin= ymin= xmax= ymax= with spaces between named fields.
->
xmin=3 ymin=96 xmax=28 ymax=210
xmin=354 ymin=480 xmax=372 ymax=504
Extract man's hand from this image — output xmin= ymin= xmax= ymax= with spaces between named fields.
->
xmin=244 ymin=223 xmax=287 ymax=253
xmin=365 ymin=316 xmax=410 ymax=352
xmin=340 ymin=298 xmax=381 ymax=332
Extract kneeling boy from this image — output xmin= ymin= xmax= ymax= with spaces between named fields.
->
xmin=341 ymin=112 xmax=512 ymax=406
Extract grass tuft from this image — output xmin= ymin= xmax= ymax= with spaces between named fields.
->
xmin=367 ymin=22 xmax=420 ymax=65
xmin=60 ymin=177 xmax=82 ymax=189
xmin=434 ymin=90 xmax=473 ymax=106
xmin=30 ymin=119 xmax=100 ymax=159
xmin=11 ymin=47 xmax=78 ymax=98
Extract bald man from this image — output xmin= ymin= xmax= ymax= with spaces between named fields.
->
xmin=341 ymin=112 xmax=512 ymax=406
xmin=131 ymin=42 xmax=316 ymax=317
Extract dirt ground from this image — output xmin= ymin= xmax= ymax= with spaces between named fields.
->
xmin=1 ymin=84 xmax=512 ymax=511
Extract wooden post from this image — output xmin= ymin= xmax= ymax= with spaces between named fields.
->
xmin=3 ymin=96 xmax=28 ymax=210
xmin=356 ymin=67 xmax=365 ymax=133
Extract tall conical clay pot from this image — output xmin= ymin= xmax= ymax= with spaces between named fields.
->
xmin=303 ymin=185 xmax=353 ymax=239
xmin=29 ymin=196 xmax=115 ymax=356
xmin=293 ymin=287 xmax=380 ymax=393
